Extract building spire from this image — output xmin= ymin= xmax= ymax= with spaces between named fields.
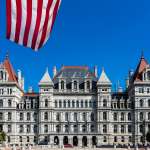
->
xmin=141 ymin=49 xmax=144 ymax=59
xmin=5 ymin=51 xmax=9 ymax=60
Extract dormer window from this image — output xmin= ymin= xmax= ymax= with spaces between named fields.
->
xmin=147 ymin=71 xmax=150 ymax=80
xmin=0 ymin=70 xmax=8 ymax=81
xmin=61 ymin=81 xmax=65 ymax=90
xmin=86 ymin=81 xmax=90 ymax=90
xmin=74 ymin=81 xmax=78 ymax=90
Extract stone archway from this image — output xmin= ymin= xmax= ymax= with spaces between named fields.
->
xmin=54 ymin=136 xmax=59 ymax=145
xmin=92 ymin=136 xmax=97 ymax=146
xmin=73 ymin=136 xmax=78 ymax=146
xmin=63 ymin=136 xmax=68 ymax=145
xmin=82 ymin=136 xmax=87 ymax=147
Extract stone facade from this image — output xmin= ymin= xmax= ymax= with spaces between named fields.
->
xmin=0 ymin=54 xmax=150 ymax=147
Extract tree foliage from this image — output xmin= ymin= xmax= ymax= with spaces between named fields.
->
xmin=0 ymin=131 xmax=6 ymax=143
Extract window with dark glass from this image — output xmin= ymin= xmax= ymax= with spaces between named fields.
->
xmin=61 ymin=81 xmax=65 ymax=90
xmin=121 ymin=112 xmax=125 ymax=121
xmin=8 ymin=112 xmax=12 ymax=121
xmin=8 ymin=125 xmax=11 ymax=133
xmin=27 ymin=112 xmax=31 ymax=121
xmin=0 ymin=100 xmax=3 ymax=108
xmin=44 ymin=112 xmax=48 ymax=120
xmin=8 ymin=99 xmax=12 ymax=107
xmin=45 ymin=99 xmax=48 ymax=107
xmin=27 ymin=125 xmax=30 ymax=133
xmin=81 ymin=100 xmax=83 ymax=108
xmin=103 ymin=125 xmax=107 ymax=133
xmin=87 ymin=81 xmax=90 ymax=90
xmin=128 ymin=113 xmax=131 ymax=121
xmin=0 ymin=112 xmax=3 ymax=120
xmin=74 ymin=81 xmax=77 ymax=90
xmin=63 ymin=100 xmax=66 ymax=108
xmin=103 ymin=99 xmax=107 ymax=107
xmin=103 ymin=112 xmax=107 ymax=121
xmin=59 ymin=100 xmax=62 ymax=108
xmin=44 ymin=124 xmax=48 ymax=133
xmin=83 ymin=112 xmax=87 ymax=121
xmin=140 ymin=112 xmax=143 ymax=121
xmin=114 ymin=112 xmax=118 ymax=121
xmin=65 ymin=112 xmax=69 ymax=121
xmin=128 ymin=125 xmax=132 ymax=133
xmin=140 ymin=99 xmax=143 ymax=107
xmin=121 ymin=125 xmax=125 ymax=133
xmin=55 ymin=100 xmax=57 ymax=108
xmin=72 ymin=101 xmax=75 ymax=108
xmin=114 ymin=125 xmax=118 ymax=133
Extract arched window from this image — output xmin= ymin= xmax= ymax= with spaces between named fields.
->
xmin=85 ymin=100 xmax=88 ymax=108
xmin=114 ymin=136 xmax=117 ymax=142
xmin=72 ymin=101 xmax=75 ymax=108
xmin=121 ymin=112 xmax=125 ymax=121
xmin=140 ymin=99 xmax=143 ymax=107
xmin=0 ymin=71 xmax=3 ymax=80
xmin=68 ymin=101 xmax=70 ymax=108
xmin=44 ymin=124 xmax=48 ymax=133
xmin=114 ymin=112 xmax=118 ymax=121
xmin=89 ymin=101 xmax=92 ymax=108
xmin=103 ymin=112 xmax=107 ymax=120
xmin=44 ymin=112 xmax=48 ymax=120
xmin=65 ymin=125 xmax=69 ymax=133
xmin=147 ymin=71 xmax=150 ymax=80
xmin=128 ymin=113 xmax=131 ymax=121
xmin=121 ymin=125 xmax=125 ymax=133
xmin=27 ymin=112 xmax=31 ymax=121
xmin=74 ymin=112 xmax=77 ymax=121
xmin=81 ymin=100 xmax=83 ymax=108
xmin=140 ymin=124 xmax=143 ymax=133
xmin=45 ymin=99 xmax=48 ymax=107
xmin=76 ymin=101 xmax=79 ymax=108
xmin=27 ymin=136 xmax=30 ymax=142
xmin=65 ymin=112 xmax=69 ymax=121
xmin=140 ymin=112 xmax=143 ymax=121
xmin=103 ymin=99 xmax=107 ymax=107
xmin=91 ymin=125 xmax=95 ymax=132
xmin=74 ymin=81 xmax=77 ymax=90
xmin=148 ymin=112 xmax=150 ymax=120
xmin=87 ymin=81 xmax=90 ymax=90
xmin=61 ymin=81 xmax=65 ymax=90
xmin=59 ymin=100 xmax=62 ymax=108
xmin=83 ymin=112 xmax=87 ymax=121
xmin=148 ymin=99 xmax=150 ymax=107
xmin=91 ymin=112 xmax=95 ymax=121
xmin=74 ymin=125 xmax=78 ymax=133
xmin=56 ymin=125 xmax=61 ymax=133
xmin=114 ymin=125 xmax=118 ymax=133
xmin=82 ymin=125 xmax=87 ymax=133
xmin=0 ymin=99 xmax=3 ymax=108
xmin=8 ymin=99 xmax=12 ymax=107
xmin=56 ymin=113 xmax=60 ymax=121
xmin=55 ymin=100 xmax=57 ymax=108
xmin=121 ymin=136 xmax=125 ymax=142
xmin=103 ymin=125 xmax=107 ymax=133
xmin=63 ymin=100 xmax=66 ymax=108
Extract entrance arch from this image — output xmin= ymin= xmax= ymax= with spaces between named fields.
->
xmin=92 ymin=136 xmax=97 ymax=146
xmin=73 ymin=136 xmax=78 ymax=146
xmin=54 ymin=136 xmax=59 ymax=145
xmin=63 ymin=136 xmax=68 ymax=145
xmin=82 ymin=136 xmax=87 ymax=147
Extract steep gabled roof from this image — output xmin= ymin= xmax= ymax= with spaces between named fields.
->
xmin=97 ymin=68 xmax=111 ymax=85
xmin=39 ymin=68 xmax=53 ymax=85
xmin=3 ymin=56 xmax=18 ymax=82
xmin=132 ymin=56 xmax=148 ymax=82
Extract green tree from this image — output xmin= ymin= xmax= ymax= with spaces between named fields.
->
xmin=146 ymin=131 xmax=150 ymax=143
xmin=0 ymin=131 xmax=6 ymax=144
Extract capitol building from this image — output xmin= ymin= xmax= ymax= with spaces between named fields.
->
xmin=0 ymin=54 xmax=150 ymax=148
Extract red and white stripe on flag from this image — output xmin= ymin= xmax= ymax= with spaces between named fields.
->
xmin=6 ymin=0 xmax=61 ymax=50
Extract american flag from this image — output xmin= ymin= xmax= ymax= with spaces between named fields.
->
xmin=6 ymin=0 xmax=61 ymax=50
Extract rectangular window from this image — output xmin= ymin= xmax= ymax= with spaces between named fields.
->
xmin=8 ymin=125 xmax=11 ymax=133
xmin=20 ymin=113 xmax=24 ymax=121
xmin=8 ymin=112 xmax=12 ymax=121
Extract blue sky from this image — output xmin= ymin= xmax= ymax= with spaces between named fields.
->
xmin=0 ymin=0 xmax=150 ymax=91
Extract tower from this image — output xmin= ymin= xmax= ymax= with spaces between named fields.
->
xmin=97 ymin=68 xmax=112 ymax=145
xmin=38 ymin=68 xmax=54 ymax=144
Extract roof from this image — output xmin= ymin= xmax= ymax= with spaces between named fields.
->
xmin=132 ymin=56 xmax=148 ymax=82
xmin=97 ymin=68 xmax=111 ymax=85
xmin=54 ymin=66 xmax=96 ymax=79
xmin=24 ymin=92 xmax=39 ymax=97
xmin=39 ymin=68 xmax=53 ymax=85
xmin=3 ymin=55 xmax=18 ymax=82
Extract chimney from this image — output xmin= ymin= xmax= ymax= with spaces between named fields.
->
xmin=53 ymin=66 xmax=57 ymax=77
xmin=94 ymin=66 xmax=98 ymax=77
xmin=21 ymin=77 xmax=24 ymax=90
xmin=129 ymin=69 xmax=134 ymax=79
xmin=28 ymin=86 xmax=33 ymax=93
xmin=125 ymin=77 xmax=129 ymax=88
xmin=118 ymin=86 xmax=123 ymax=93
xmin=17 ymin=70 xmax=22 ymax=87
